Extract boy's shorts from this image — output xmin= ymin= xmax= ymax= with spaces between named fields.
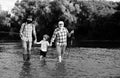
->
xmin=40 ymin=50 xmax=47 ymax=57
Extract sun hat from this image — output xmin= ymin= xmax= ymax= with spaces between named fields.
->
xmin=58 ymin=21 xmax=64 ymax=25
xmin=27 ymin=18 xmax=32 ymax=21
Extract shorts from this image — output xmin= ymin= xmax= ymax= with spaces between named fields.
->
xmin=20 ymin=34 xmax=32 ymax=42
xmin=40 ymin=50 xmax=47 ymax=57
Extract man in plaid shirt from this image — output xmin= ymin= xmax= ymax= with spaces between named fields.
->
xmin=50 ymin=21 xmax=74 ymax=62
xmin=20 ymin=17 xmax=37 ymax=61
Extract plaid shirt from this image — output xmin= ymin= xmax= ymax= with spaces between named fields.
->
xmin=20 ymin=23 xmax=33 ymax=41
xmin=51 ymin=27 xmax=68 ymax=46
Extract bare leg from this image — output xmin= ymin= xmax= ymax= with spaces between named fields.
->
xmin=62 ymin=45 xmax=66 ymax=54
xmin=27 ymin=41 xmax=32 ymax=61
xmin=40 ymin=55 xmax=43 ymax=61
xmin=22 ymin=40 xmax=27 ymax=61
xmin=28 ymin=41 xmax=32 ymax=54
xmin=62 ymin=45 xmax=66 ymax=58
xmin=22 ymin=40 xmax=27 ymax=54
xmin=56 ymin=45 xmax=62 ymax=62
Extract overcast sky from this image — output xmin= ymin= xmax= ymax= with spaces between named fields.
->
xmin=0 ymin=0 xmax=17 ymax=11
xmin=0 ymin=0 xmax=120 ymax=11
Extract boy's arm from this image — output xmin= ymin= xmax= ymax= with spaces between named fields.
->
xmin=35 ymin=41 xmax=42 ymax=44
xmin=47 ymin=41 xmax=50 ymax=46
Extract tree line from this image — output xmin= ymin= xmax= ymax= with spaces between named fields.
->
xmin=0 ymin=0 xmax=120 ymax=44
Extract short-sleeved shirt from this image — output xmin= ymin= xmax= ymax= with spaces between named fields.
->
xmin=51 ymin=27 xmax=68 ymax=46
xmin=39 ymin=40 xmax=49 ymax=52
xmin=21 ymin=23 xmax=33 ymax=42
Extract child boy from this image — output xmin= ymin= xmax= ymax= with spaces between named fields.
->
xmin=34 ymin=34 xmax=50 ymax=61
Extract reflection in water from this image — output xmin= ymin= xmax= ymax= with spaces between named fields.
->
xmin=53 ymin=61 xmax=67 ymax=78
xmin=19 ymin=62 xmax=32 ymax=78
xmin=1 ymin=42 xmax=120 ymax=78
xmin=40 ymin=59 xmax=47 ymax=67
xmin=0 ymin=47 xmax=4 ymax=52
xmin=40 ymin=61 xmax=67 ymax=78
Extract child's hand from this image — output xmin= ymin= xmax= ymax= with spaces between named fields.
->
xmin=49 ymin=42 xmax=52 ymax=46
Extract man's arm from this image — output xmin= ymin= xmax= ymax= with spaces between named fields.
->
xmin=50 ymin=29 xmax=57 ymax=46
xmin=20 ymin=23 xmax=25 ymax=37
xmin=33 ymin=24 xmax=37 ymax=41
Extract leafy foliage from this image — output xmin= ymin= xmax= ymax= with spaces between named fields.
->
xmin=0 ymin=11 xmax=11 ymax=28
xmin=1 ymin=0 xmax=119 ymax=42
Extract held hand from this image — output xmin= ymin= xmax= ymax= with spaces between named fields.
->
xmin=20 ymin=33 xmax=23 ymax=37
xmin=20 ymin=33 xmax=24 ymax=40
xmin=49 ymin=42 xmax=52 ymax=46
xmin=34 ymin=39 xmax=37 ymax=44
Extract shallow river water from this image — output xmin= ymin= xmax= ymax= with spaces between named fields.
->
xmin=0 ymin=42 xmax=120 ymax=78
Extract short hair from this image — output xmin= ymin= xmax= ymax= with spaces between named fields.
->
xmin=43 ymin=34 xmax=49 ymax=40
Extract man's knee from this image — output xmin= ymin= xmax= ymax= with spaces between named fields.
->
xmin=22 ymin=40 xmax=27 ymax=47
xmin=56 ymin=45 xmax=62 ymax=55
xmin=28 ymin=42 xmax=32 ymax=50
xmin=62 ymin=45 xmax=66 ymax=52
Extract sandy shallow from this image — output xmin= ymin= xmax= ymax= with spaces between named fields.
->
xmin=0 ymin=42 xmax=120 ymax=78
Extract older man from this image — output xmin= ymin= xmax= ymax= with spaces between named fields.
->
xmin=20 ymin=18 xmax=37 ymax=61
xmin=50 ymin=21 xmax=74 ymax=62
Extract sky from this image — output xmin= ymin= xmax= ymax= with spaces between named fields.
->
xmin=107 ymin=0 xmax=120 ymax=1
xmin=0 ymin=0 xmax=120 ymax=11
xmin=0 ymin=0 xmax=18 ymax=11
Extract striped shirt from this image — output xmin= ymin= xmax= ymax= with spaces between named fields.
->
xmin=51 ymin=27 xmax=69 ymax=46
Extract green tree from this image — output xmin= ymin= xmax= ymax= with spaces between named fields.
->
xmin=0 ymin=11 xmax=11 ymax=28
xmin=11 ymin=0 xmax=119 ymax=41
